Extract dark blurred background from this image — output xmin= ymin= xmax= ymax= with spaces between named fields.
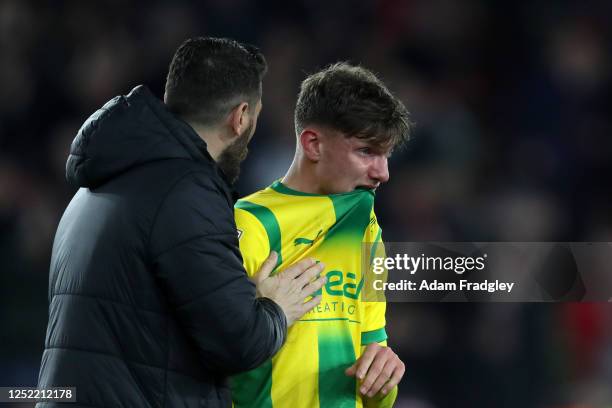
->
xmin=1 ymin=0 xmax=611 ymax=407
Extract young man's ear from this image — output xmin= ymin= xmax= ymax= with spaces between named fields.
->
xmin=299 ymin=129 xmax=321 ymax=162
xmin=228 ymin=102 xmax=250 ymax=138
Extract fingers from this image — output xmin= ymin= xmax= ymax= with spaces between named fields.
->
xmin=355 ymin=343 xmax=380 ymax=380
xmin=347 ymin=345 xmax=405 ymax=398
xmin=381 ymin=362 xmax=405 ymax=395
xmin=366 ymin=362 xmax=394 ymax=397
xmin=283 ymin=257 xmax=317 ymax=280
xmin=300 ymin=278 xmax=326 ymax=299
xmin=359 ymin=346 xmax=388 ymax=395
xmin=345 ymin=363 xmax=357 ymax=377
xmin=295 ymin=261 xmax=325 ymax=288
xmin=300 ymin=295 xmax=322 ymax=314
xmin=358 ymin=347 xmax=405 ymax=397
xmin=299 ymin=270 xmax=326 ymax=298
xmin=256 ymin=251 xmax=278 ymax=282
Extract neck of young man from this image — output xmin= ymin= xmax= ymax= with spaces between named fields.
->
xmin=282 ymin=156 xmax=325 ymax=194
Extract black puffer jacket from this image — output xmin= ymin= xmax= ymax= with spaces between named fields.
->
xmin=37 ymin=86 xmax=286 ymax=408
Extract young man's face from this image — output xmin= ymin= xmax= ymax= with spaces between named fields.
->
xmin=316 ymin=131 xmax=391 ymax=194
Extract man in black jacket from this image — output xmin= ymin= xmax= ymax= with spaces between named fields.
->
xmin=36 ymin=37 xmax=326 ymax=408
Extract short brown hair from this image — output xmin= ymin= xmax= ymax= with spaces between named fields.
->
xmin=294 ymin=62 xmax=412 ymax=148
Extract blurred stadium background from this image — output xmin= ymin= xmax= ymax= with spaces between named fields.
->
xmin=1 ymin=0 xmax=612 ymax=407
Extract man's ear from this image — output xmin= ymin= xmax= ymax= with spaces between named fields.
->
xmin=228 ymin=102 xmax=250 ymax=137
xmin=299 ymin=129 xmax=321 ymax=162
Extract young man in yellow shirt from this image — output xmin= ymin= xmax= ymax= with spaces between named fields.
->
xmin=232 ymin=63 xmax=411 ymax=408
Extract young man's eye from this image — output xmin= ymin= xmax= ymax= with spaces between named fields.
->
xmin=358 ymin=147 xmax=372 ymax=155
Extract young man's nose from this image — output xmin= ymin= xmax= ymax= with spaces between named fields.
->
xmin=370 ymin=156 xmax=389 ymax=184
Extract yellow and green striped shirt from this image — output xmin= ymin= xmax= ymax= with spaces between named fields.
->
xmin=230 ymin=180 xmax=393 ymax=408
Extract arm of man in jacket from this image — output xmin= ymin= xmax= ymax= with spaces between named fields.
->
xmin=149 ymin=173 xmax=323 ymax=375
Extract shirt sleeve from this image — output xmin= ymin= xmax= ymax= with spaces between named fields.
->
xmin=235 ymin=206 xmax=271 ymax=277
xmin=361 ymin=212 xmax=399 ymax=408
xmin=361 ymin=210 xmax=388 ymax=346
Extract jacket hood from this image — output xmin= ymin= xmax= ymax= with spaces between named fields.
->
xmin=66 ymin=85 xmax=213 ymax=188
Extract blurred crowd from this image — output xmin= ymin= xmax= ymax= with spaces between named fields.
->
xmin=1 ymin=0 xmax=611 ymax=407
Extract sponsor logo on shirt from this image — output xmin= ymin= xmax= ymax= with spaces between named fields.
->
xmin=294 ymin=229 xmax=323 ymax=246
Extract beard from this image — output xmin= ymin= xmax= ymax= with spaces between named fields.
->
xmin=216 ymin=121 xmax=253 ymax=185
